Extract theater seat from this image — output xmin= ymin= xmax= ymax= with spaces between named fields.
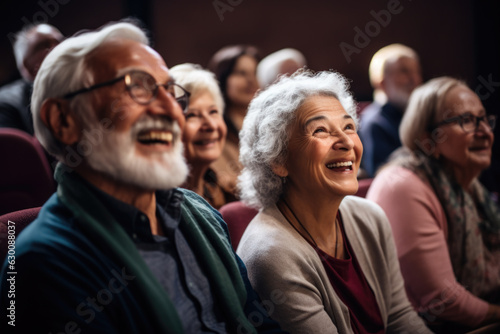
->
xmin=219 ymin=201 xmax=258 ymax=250
xmin=356 ymin=101 xmax=371 ymax=116
xmin=466 ymin=323 xmax=500 ymax=333
xmin=355 ymin=178 xmax=374 ymax=198
xmin=220 ymin=178 xmax=372 ymax=250
xmin=0 ymin=128 xmax=55 ymax=215
xmin=0 ymin=206 xmax=41 ymax=262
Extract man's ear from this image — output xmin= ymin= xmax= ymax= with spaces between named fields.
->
xmin=380 ymin=77 xmax=388 ymax=93
xmin=22 ymin=57 xmax=38 ymax=82
xmin=40 ymin=98 xmax=82 ymax=145
xmin=271 ymin=163 xmax=288 ymax=178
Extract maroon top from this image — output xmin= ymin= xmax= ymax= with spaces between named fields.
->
xmin=314 ymin=213 xmax=384 ymax=334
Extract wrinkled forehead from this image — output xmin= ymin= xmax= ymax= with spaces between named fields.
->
xmin=294 ymin=95 xmax=345 ymax=126
xmin=441 ymin=85 xmax=484 ymax=116
xmin=85 ymin=39 xmax=169 ymax=82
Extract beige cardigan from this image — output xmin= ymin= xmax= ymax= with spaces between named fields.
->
xmin=237 ymin=196 xmax=432 ymax=334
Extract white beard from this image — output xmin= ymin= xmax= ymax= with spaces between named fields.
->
xmin=83 ymin=115 xmax=189 ymax=191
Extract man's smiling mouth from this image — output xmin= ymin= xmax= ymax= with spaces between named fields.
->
xmin=137 ymin=130 xmax=173 ymax=145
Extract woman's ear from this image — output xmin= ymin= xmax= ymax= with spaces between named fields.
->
xmin=40 ymin=98 xmax=82 ymax=145
xmin=271 ymin=163 xmax=288 ymax=178
xmin=420 ymin=132 xmax=441 ymax=159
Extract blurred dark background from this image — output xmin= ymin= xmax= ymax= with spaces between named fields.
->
xmin=0 ymin=0 xmax=499 ymax=192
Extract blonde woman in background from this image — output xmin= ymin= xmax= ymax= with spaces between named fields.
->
xmin=170 ymin=63 xmax=235 ymax=209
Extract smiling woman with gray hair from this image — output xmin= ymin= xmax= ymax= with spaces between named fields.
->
xmin=236 ymin=69 xmax=431 ymax=333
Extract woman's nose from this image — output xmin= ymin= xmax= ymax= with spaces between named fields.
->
xmin=332 ymin=132 xmax=354 ymax=151
xmin=200 ymin=113 xmax=217 ymax=131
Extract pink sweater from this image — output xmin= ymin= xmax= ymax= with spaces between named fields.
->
xmin=366 ymin=165 xmax=489 ymax=327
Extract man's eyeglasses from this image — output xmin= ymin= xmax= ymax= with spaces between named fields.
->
xmin=430 ymin=113 xmax=496 ymax=133
xmin=63 ymin=70 xmax=191 ymax=113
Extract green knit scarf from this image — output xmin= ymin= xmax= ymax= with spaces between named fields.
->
xmin=55 ymin=164 xmax=256 ymax=333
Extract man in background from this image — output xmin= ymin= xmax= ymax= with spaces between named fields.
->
xmin=257 ymin=48 xmax=307 ymax=88
xmin=359 ymin=43 xmax=422 ymax=177
xmin=0 ymin=23 xmax=63 ymax=135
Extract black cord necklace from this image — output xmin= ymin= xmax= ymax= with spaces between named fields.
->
xmin=280 ymin=198 xmax=340 ymax=258
xmin=281 ymin=198 xmax=318 ymax=248
xmin=334 ymin=214 xmax=339 ymax=258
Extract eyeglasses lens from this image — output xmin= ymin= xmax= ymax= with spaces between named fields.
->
xmin=172 ymin=84 xmax=189 ymax=111
xmin=125 ymin=72 xmax=155 ymax=104
xmin=461 ymin=115 xmax=475 ymax=132
xmin=462 ymin=115 xmax=497 ymax=132
xmin=125 ymin=71 xmax=189 ymax=112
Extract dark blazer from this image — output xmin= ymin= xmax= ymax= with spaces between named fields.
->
xmin=0 ymin=79 xmax=34 ymax=135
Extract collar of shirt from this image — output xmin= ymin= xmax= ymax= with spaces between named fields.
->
xmin=80 ymin=176 xmax=185 ymax=242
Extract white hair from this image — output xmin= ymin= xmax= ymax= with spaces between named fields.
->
xmin=369 ymin=43 xmax=419 ymax=104
xmin=31 ymin=21 xmax=148 ymax=162
xmin=238 ymin=69 xmax=357 ymax=209
xmin=257 ymin=48 xmax=307 ymax=88
xmin=13 ymin=24 xmax=37 ymax=73
xmin=169 ymin=63 xmax=225 ymax=114
xmin=13 ymin=23 xmax=63 ymax=79
xmin=369 ymin=43 xmax=419 ymax=87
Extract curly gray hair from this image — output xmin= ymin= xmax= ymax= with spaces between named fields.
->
xmin=238 ymin=70 xmax=358 ymax=209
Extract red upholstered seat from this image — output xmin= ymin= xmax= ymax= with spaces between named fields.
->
xmin=0 ymin=206 xmax=41 ymax=262
xmin=0 ymin=128 xmax=55 ymax=215
xmin=355 ymin=178 xmax=373 ymax=198
xmin=356 ymin=101 xmax=371 ymax=116
xmin=219 ymin=201 xmax=258 ymax=250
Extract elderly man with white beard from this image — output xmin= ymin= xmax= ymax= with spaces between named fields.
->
xmin=0 ymin=21 xmax=285 ymax=334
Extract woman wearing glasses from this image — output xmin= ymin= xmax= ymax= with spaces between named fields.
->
xmin=367 ymin=77 xmax=500 ymax=332
xmin=169 ymin=63 xmax=235 ymax=209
